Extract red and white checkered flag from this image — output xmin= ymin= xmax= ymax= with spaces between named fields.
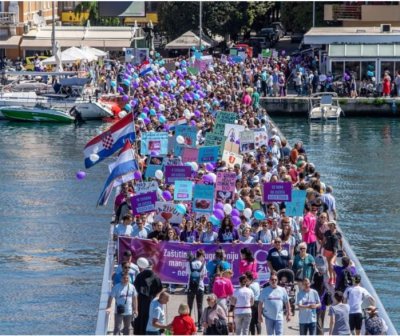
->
xmin=102 ymin=132 xmax=114 ymax=150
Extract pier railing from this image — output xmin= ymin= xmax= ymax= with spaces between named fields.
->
xmin=95 ymin=225 xmax=115 ymax=335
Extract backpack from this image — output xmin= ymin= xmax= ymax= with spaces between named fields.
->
xmin=336 ymin=268 xmax=353 ymax=292
xmin=365 ymin=315 xmax=384 ymax=335
xmin=188 ymin=261 xmax=205 ymax=292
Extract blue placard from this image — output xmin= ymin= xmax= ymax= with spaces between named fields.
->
xmin=145 ymin=164 xmax=162 ymax=179
xmin=192 ymin=184 xmax=214 ymax=213
xmin=174 ymin=180 xmax=193 ymax=201
xmin=285 ymin=190 xmax=307 ymax=217
xmin=198 ymin=146 xmax=219 ymax=163
xmin=174 ymin=125 xmax=197 ymax=157
xmin=141 ymin=132 xmax=169 ymax=155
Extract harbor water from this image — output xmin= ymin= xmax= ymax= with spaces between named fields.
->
xmin=0 ymin=118 xmax=398 ymax=334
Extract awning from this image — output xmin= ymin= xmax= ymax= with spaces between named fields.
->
xmin=165 ymin=31 xmax=216 ymax=50
xmin=329 ymin=44 xmax=400 ymax=57
xmin=0 ymin=35 xmax=21 ymax=48
xmin=21 ymin=38 xmax=83 ymax=49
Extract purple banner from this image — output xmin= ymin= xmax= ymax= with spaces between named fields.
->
xmin=263 ymin=182 xmax=292 ymax=202
xmin=118 ymin=237 xmax=289 ymax=285
xmin=130 ymin=191 xmax=157 ymax=215
xmin=164 ymin=165 xmax=192 ymax=184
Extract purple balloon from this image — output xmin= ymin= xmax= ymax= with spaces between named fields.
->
xmin=231 ymin=209 xmax=240 ymax=217
xmin=143 ymin=107 xmax=149 ymax=113
xmin=134 ymin=171 xmax=142 ymax=180
xmin=232 ymin=216 xmax=241 ymax=226
xmin=194 ymin=110 xmax=201 ymax=118
xmin=203 ymin=174 xmax=213 ymax=183
xmin=162 ymin=190 xmax=172 ymax=201
xmin=130 ymin=99 xmax=137 ymax=107
xmin=190 ymin=120 xmax=196 ymax=126
xmin=214 ymin=202 xmax=224 ymax=210
xmin=143 ymin=117 xmax=151 ymax=125
xmin=76 ymin=171 xmax=86 ymax=180
xmin=205 ymin=163 xmax=214 ymax=172
xmin=214 ymin=209 xmax=225 ymax=221
xmin=122 ymin=94 xmax=129 ymax=102
xmin=143 ymin=82 xmax=149 ymax=88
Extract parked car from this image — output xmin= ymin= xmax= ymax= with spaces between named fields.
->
xmin=270 ymin=22 xmax=286 ymax=38
xmin=257 ymin=28 xmax=279 ymax=47
xmin=290 ymin=32 xmax=304 ymax=43
xmin=248 ymin=37 xmax=269 ymax=56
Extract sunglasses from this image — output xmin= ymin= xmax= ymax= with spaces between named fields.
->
xmin=270 ymin=278 xmax=278 ymax=281
xmin=300 ymin=248 xmax=306 ymax=250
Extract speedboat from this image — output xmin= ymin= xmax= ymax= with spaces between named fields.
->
xmin=0 ymin=105 xmax=75 ymax=123
xmin=308 ymin=92 xmax=343 ymax=121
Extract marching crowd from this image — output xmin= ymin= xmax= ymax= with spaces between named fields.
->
xmin=99 ymin=52 xmax=389 ymax=336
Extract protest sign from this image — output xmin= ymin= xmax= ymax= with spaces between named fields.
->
xmin=224 ymin=124 xmax=245 ymax=144
xmin=263 ymin=182 xmax=292 ymax=202
xmin=164 ymin=165 xmax=192 ymax=184
xmin=193 ymin=184 xmax=214 ymax=213
xmin=153 ymin=201 xmax=184 ymax=224
xmin=198 ymin=146 xmax=219 ymax=163
xmin=174 ymin=125 xmax=197 ymax=156
xmin=182 ymin=147 xmax=199 ymax=163
xmin=253 ymin=128 xmax=269 ymax=147
xmin=220 ymin=54 xmax=227 ymax=64
xmin=134 ymin=181 xmax=159 ymax=194
xmin=261 ymin=48 xmax=271 ymax=58
xmin=174 ymin=180 xmax=193 ymax=201
xmin=141 ymin=132 xmax=169 ymax=155
xmin=224 ymin=139 xmax=240 ymax=154
xmin=238 ymin=51 xmax=247 ymax=61
xmin=285 ymin=190 xmax=307 ymax=216
xmin=240 ymin=130 xmax=256 ymax=153
xmin=130 ymin=191 xmax=157 ymax=215
xmin=229 ymin=48 xmax=238 ymax=56
xmin=215 ymin=172 xmax=236 ymax=202
xmin=163 ymin=157 xmax=183 ymax=167
xmin=214 ymin=112 xmax=238 ymax=136
xmin=145 ymin=156 xmax=164 ymax=179
xmin=119 ymin=238 xmax=289 ymax=285
xmin=222 ymin=150 xmax=243 ymax=169
xmin=204 ymin=132 xmax=226 ymax=157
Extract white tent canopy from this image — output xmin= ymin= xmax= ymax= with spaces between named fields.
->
xmin=80 ymin=46 xmax=108 ymax=58
xmin=42 ymin=46 xmax=98 ymax=65
xmin=165 ymin=31 xmax=215 ymax=50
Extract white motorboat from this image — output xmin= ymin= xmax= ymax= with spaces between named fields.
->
xmin=308 ymin=92 xmax=343 ymax=121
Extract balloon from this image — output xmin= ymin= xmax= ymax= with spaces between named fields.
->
xmin=176 ymin=135 xmax=185 ymax=144
xmin=214 ymin=202 xmax=224 ymax=210
xmin=122 ymin=94 xmax=129 ymax=102
xmin=176 ymin=203 xmax=186 ymax=214
xmin=193 ymin=93 xmax=200 ymax=101
xmin=243 ymin=208 xmax=252 ymax=219
xmin=254 ymin=210 xmax=266 ymax=220
xmin=124 ymin=104 xmax=131 ymax=111
xmin=118 ymin=111 xmax=127 ymax=119
xmin=149 ymin=108 xmax=156 ymax=116
xmin=231 ymin=209 xmax=240 ymax=217
xmin=76 ymin=171 xmax=86 ymax=180
xmin=134 ymin=171 xmax=142 ymax=180
xmin=209 ymin=215 xmax=221 ymax=226
xmin=214 ymin=209 xmax=225 ymax=221
xmin=223 ymin=204 xmax=233 ymax=215
xmin=143 ymin=117 xmax=151 ymax=125
xmin=159 ymin=115 xmax=166 ymax=124
xmin=110 ymin=80 xmax=116 ymax=87
xmin=140 ymin=112 xmax=147 ymax=119
xmin=205 ymin=163 xmax=214 ymax=172
xmin=231 ymin=216 xmax=241 ymax=226
xmin=190 ymin=120 xmax=196 ymax=127
xmin=89 ymin=153 xmax=99 ymax=162
xmin=185 ymin=79 xmax=191 ymax=86
xmin=207 ymin=173 xmax=216 ymax=183
xmin=235 ymin=199 xmax=245 ymax=211
xmin=203 ymin=174 xmax=213 ymax=184
xmin=190 ymin=162 xmax=199 ymax=171
xmin=194 ymin=110 xmax=201 ymax=118
xmin=162 ymin=190 xmax=172 ymax=201
xmin=159 ymin=103 xmax=165 ymax=111
xmin=183 ymin=109 xmax=191 ymax=119
xmin=155 ymin=170 xmax=164 ymax=179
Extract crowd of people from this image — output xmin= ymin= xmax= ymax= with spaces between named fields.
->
xmin=95 ymin=51 xmax=390 ymax=336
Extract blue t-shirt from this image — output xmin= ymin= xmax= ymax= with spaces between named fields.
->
xmin=296 ymin=289 xmax=321 ymax=323
xmin=259 ymin=286 xmax=288 ymax=321
xmin=146 ymin=298 xmax=166 ymax=332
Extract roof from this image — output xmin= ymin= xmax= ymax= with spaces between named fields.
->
xmin=304 ymin=26 xmax=400 ymax=45
xmin=20 ymin=26 xmax=144 ymax=50
xmin=165 ymin=30 xmax=216 ymax=50
xmin=0 ymin=35 xmax=21 ymax=48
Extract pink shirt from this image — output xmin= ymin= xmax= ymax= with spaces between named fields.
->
xmin=302 ymin=212 xmax=317 ymax=243
xmin=212 ymin=276 xmax=234 ymax=298
xmin=241 ymin=94 xmax=252 ymax=106
xmin=239 ymin=260 xmax=258 ymax=279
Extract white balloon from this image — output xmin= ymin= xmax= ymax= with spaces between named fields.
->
xmin=155 ymin=170 xmax=164 ymax=179
xmin=183 ymin=109 xmax=191 ymax=119
xmin=118 ymin=111 xmax=127 ymax=119
xmin=149 ymin=81 xmax=155 ymax=87
xmin=208 ymin=173 xmax=217 ymax=183
xmin=223 ymin=203 xmax=233 ymax=214
xmin=191 ymin=162 xmax=199 ymax=171
xmin=179 ymin=86 xmax=185 ymax=92
xmin=159 ymin=67 xmax=165 ymax=73
xmin=176 ymin=135 xmax=185 ymax=145
xmin=159 ymin=104 xmax=165 ymax=111
xmin=90 ymin=153 xmax=99 ymax=162
xmin=243 ymin=208 xmax=252 ymax=219
xmin=175 ymin=61 xmax=180 ymax=67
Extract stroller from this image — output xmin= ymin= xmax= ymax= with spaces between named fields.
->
xmin=277 ymin=269 xmax=296 ymax=316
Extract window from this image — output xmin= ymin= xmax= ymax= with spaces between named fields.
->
xmin=344 ymin=61 xmax=360 ymax=80
xmin=380 ymin=61 xmax=395 ymax=78
xmin=331 ymin=61 xmax=344 ymax=79
xmin=361 ymin=61 xmax=376 ymax=80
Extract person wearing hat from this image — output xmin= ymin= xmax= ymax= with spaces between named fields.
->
xmin=365 ymin=306 xmax=388 ymax=335
xmin=343 ymin=274 xmax=375 ymax=336
xmin=133 ymin=258 xmax=163 ymax=335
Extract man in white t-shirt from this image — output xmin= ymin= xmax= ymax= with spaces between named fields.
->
xmin=231 ymin=275 xmax=254 ymax=335
xmin=344 ymin=274 xmax=375 ymax=336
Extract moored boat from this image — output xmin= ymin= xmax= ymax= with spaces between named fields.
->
xmin=1 ymin=105 xmax=75 ymax=123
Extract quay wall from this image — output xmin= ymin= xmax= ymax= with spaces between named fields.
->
xmin=261 ymin=97 xmax=400 ymax=117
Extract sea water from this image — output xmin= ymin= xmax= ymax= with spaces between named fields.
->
xmin=0 ymin=118 xmax=398 ymax=333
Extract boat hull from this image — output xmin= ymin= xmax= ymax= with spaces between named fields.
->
xmin=1 ymin=107 xmax=75 ymax=123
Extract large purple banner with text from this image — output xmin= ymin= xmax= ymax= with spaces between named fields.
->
xmin=118 ymin=238 xmax=288 ymax=285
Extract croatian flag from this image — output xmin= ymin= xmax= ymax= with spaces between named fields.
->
xmin=139 ymin=62 xmax=152 ymax=77
xmin=97 ymin=141 xmax=139 ymax=206
xmin=84 ymin=112 xmax=136 ymax=169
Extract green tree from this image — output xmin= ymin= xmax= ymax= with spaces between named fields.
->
xmin=280 ymin=2 xmax=325 ymax=33
xmin=74 ymin=1 xmax=121 ymax=26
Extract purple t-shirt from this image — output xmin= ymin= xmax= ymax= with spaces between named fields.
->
xmin=218 ymin=228 xmax=239 ymax=243
xmin=179 ymin=230 xmax=199 ymax=243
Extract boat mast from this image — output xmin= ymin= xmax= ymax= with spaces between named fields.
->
xmin=51 ymin=1 xmax=56 ymax=56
